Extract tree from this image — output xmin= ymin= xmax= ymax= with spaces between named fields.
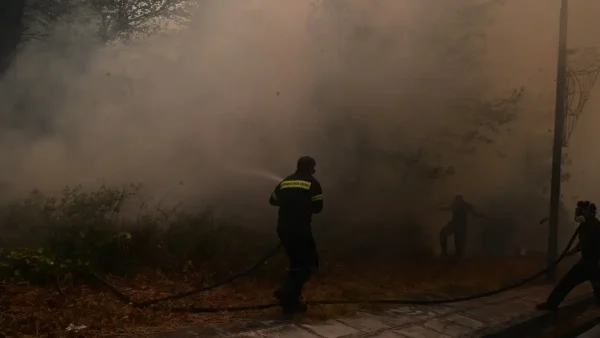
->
xmin=0 ymin=0 xmax=26 ymax=74
xmin=24 ymin=0 xmax=195 ymax=43
xmin=1 ymin=0 xmax=196 ymax=75
xmin=307 ymin=0 xmax=520 ymax=189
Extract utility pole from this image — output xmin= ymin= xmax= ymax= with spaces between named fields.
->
xmin=548 ymin=0 xmax=569 ymax=281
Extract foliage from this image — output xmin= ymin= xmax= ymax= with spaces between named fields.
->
xmin=0 ymin=247 xmax=62 ymax=283
xmin=0 ymin=0 xmax=27 ymax=73
xmin=2 ymin=0 xmax=197 ymax=77
xmin=22 ymin=0 xmax=197 ymax=42
xmin=307 ymin=0 xmax=526 ymax=186
xmin=0 ymin=184 xmax=266 ymax=284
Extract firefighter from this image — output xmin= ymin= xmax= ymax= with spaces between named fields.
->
xmin=536 ymin=201 xmax=600 ymax=312
xmin=269 ymin=156 xmax=323 ymax=315
xmin=439 ymin=195 xmax=487 ymax=258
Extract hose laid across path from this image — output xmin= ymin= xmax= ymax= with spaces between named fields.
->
xmin=92 ymin=243 xmax=283 ymax=307
xmin=95 ymin=224 xmax=578 ymax=313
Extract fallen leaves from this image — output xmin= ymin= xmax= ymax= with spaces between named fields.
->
xmin=0 ymin=255 xmax=553 ymax=337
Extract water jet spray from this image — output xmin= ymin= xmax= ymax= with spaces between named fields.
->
xmin=225 ymin=166 xmax=284 ymax=183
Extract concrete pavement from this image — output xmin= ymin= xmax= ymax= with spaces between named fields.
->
xmin=153 ymin=285 xmax=593 ymax=338
xmin=577 ymin=324 xmax=600 ymax=338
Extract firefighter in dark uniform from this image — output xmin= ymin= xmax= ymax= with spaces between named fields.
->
xmin=269 ymin=156 xmax=323 ymax=315
xmin=537 ymin=201 xmax=600 ymax=311
xmin=439 ymin=195 xmax=486 ymax=258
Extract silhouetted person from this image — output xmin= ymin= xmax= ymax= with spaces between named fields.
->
xmin=269 ymin=156 xmax=323 ymax=315
xmin=439 ymin=195 xmax=486 ymax=258
xmin=537 ymin=201 xmax=600 ymax=312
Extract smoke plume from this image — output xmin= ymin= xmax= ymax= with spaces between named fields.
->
xmin=0 ymin=0 xmax=599 ymax=253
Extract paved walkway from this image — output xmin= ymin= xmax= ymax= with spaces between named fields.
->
xmin=154 ymin=285 xmax=593 ymax=338
xmin=577 ymin=324 xmax=600 ymax=338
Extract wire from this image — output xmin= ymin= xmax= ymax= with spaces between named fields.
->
xmin=96 ymin=225 xmax=579 ymax=313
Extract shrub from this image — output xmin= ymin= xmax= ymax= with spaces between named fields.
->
xmin=0 ymin=247 xmax=61 ymax=283
xmin=0 ymin=183 xmax=435 ymax=286
xmin=0 ymin=184 xmax=249 ymax=284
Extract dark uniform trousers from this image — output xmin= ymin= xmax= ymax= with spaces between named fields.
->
xmin=546 ymin=258 xmax=600 ymax=308
xmin=269 ymin=171 xmax=323 ymax=310
xmin=277 ymin=223 xmax=319 ymax=305
xmin=440 ymin=220 xmax=467 ymax=257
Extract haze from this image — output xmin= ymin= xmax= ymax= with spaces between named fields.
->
xmin=0 ymin=0 xmax=598 ymax=253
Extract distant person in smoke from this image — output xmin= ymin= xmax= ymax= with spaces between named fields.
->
xmin=537 ymin=201 xmax=600 ymax=312
xmin=439 ymin=195 xmax=488 ymax=258
xmin=269 ymin=156 xmax=323 ymax=315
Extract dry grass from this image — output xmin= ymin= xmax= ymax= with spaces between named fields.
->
xmin=0 ymin=255 xmax=557 ymax=337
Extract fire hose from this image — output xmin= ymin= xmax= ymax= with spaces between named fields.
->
xmin=94 ymin=224 xmax=579 ymax=313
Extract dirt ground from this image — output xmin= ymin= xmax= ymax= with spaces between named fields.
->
xmin=0 ymin=255 xmax=559 ymax=337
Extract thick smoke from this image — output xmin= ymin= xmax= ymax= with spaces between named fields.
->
xmin=0 ymin=0 xmax=598 ymax=252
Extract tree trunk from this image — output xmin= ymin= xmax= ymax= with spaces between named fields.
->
xmin=0 ymin=0 xmax=26 ymax=75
